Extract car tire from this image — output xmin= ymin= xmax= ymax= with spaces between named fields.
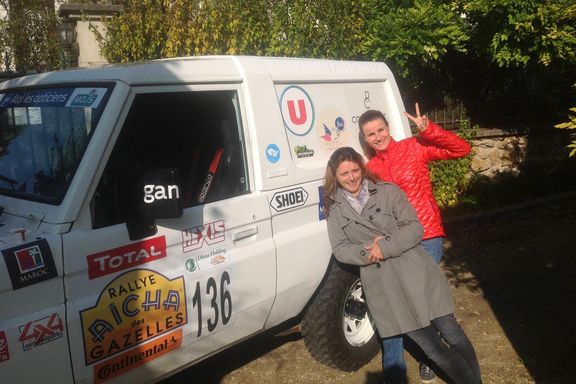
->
xmin=301 ymin=260 xmax=380 ymax=371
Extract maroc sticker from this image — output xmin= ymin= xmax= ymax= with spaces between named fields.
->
xmin=0 ymin=330 xmax=9 ymax=362
xmin=93 ymin=329 xmax=182 ymax=384
xmin=2 ymin=238 xmax=58 ymax=290
xmin=87 ymin=236 xmax=167 ymax=279
xmin=65 ymin=88 xmax=108 ymax=109
xmin=185 ymin=247 xmax=228 ymax=274
xmin=80 ymin=269 xmax=187 ymax=365
xmin=182 ymin=220 xmax=225 ymax=253
xmin=279 ymin=85 xmax=315 ymax=136
xmin=270 ymin=187 xmax=309 ymax=213
xmin=18 ymin=312 xmax=64 ymax=351
xmin=265 ymin=143 xmax=280 ymax=163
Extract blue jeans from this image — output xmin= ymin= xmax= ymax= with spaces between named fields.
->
xmin=405 ymin=314 xmax=481 ymax=384
xmin=381 ymin=237 xmax=444 ymax=381
xmin=420 ymin=237 xmax=444 ymax=264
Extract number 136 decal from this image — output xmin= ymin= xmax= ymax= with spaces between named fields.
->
xmin=192 ymin=271 xmax=232 ymax=337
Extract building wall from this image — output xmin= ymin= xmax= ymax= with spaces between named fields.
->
xmin=76 ymin=20 xmax=108 ymax=67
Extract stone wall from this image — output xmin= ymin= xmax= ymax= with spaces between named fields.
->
xmin=469 ymin=127 xmax=571 ymax=178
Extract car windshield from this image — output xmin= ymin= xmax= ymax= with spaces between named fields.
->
xmin=0 ymin=86 xmax=112 ymax=204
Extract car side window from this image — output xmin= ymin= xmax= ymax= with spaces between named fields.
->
xmin=90 ymin=90 xmax=249 ymax=229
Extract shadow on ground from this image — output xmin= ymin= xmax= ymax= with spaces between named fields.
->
xmin=162 ymin=322 xmax=303 ymax=384
xmin=443 ymin=195 xmax=576 ymax=384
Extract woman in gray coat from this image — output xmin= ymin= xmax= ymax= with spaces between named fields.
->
xmin=324 ymin=147 xmax=481 ymax=384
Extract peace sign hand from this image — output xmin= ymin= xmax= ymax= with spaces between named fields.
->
xmin=404 ymin=102 xmax=429 ymax=132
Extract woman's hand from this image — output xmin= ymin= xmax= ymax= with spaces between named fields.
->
xmin=404 ymin=102 xmax=429 ymax=132
xmin=365 ymin=236 xmax=385 ymax=263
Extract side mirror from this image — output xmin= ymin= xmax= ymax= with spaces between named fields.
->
xmin=123 ymin=167 xmax=183 ymax=240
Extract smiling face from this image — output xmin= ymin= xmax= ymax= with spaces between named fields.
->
xmin=361 ymin=117 xmax=392 ymax=152
xmin=335 ymin=160 xmax=363 ymax=196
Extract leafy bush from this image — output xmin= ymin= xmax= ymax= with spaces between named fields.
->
xmin=430 ymin=120 xmax=477 ymax=207
xmin=555 ymin=105 xmax=576 ymax=157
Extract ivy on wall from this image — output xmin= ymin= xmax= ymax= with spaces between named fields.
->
xmin=430 ymin=120 xmax=477 ymax=208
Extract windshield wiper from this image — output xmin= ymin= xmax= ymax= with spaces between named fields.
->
xmin=0 ymin=174 xmax=17 ymax=190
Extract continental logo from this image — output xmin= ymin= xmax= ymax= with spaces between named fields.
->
xmin=93 ymin=329 xmax=182 ymax=383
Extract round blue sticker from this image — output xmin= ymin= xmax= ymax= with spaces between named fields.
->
xmin=266 ymin=144 xmax=281 ymax=163
xmin=335 ymin=116 xmax=345 ymax=131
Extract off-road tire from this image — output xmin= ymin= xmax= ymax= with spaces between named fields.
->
xmin=301 ymin=261 xmax=379 ymax=371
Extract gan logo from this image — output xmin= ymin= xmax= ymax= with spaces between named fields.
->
xmin=18 ymin=313 xmax=64 ymax=351
xmin=80 ymin=269 xmax=187 ymax=365
xmin=182 ymin=220 xmax=225 ymax=253
xmin=0 ymin=331 xmax=9 ymax=362
xmin=87 ymin=236 xmax=167 ymax=279
xmin=2 ymin=239 xmax=58 ymax=290
xmin=280 ymin=85 xmax=315 ymax=136
xmin=143 ymin=184 xmax=180 ymax=203
xmin=270 ymin=187 xmax=309 ymax=212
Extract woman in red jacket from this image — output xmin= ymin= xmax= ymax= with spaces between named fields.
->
xmin=359 ymin=104 xmax=471 ymax=384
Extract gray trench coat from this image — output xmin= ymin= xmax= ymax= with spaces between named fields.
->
xmin=327 ymin=180 xmax=455 ymax=337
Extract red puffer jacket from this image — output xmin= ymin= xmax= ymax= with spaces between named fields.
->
xmin=366 ymin=121 xmax=471 ymax=239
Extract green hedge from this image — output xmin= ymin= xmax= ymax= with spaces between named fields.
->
xmin=430 ymin=120 xmax=477 ymax=208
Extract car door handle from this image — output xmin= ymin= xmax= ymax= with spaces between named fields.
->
xmin=232 ymin=227 xmax=258 ymax=242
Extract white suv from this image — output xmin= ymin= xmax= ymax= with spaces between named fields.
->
xmin=0 ymin=56 xmax=411 ymax=384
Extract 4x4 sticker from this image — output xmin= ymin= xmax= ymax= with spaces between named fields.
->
xmin=270 ymin=187 xmax=309 ymax=212
xmin=87 ymin=236 xmax=167 ymax=279
xmin=80 ymin=269 xmax=187 ymax=365
xmin=0 ymin=331 xmax=9 ymax=362
xmin=18 ymin=313 xmax=64 ymax=351
xmin=2 ymin=238 xmax=57 ymax=290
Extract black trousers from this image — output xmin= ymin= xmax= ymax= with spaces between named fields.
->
xmin=405 ymin=314 xmax=482 ymax=384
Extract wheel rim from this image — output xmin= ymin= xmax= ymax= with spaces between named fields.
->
xmin=342 ymin=278 xmax=375 ymax=347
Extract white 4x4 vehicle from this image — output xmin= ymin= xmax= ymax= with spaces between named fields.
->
xmin=0 ymin=56 xmax=411 ymax=383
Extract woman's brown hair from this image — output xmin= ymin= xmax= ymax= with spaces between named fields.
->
xmin=323 ymin=147 xmax=374 ymax=216
xmin=358 ymin=109 xmax=389 ymax=160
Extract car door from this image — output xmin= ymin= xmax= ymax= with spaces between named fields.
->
xmin=63 ymin=86 xmax=276 ymax=384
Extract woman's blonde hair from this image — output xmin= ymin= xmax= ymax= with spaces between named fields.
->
xmin=323 ymin=147 xmax=374 ymax=216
